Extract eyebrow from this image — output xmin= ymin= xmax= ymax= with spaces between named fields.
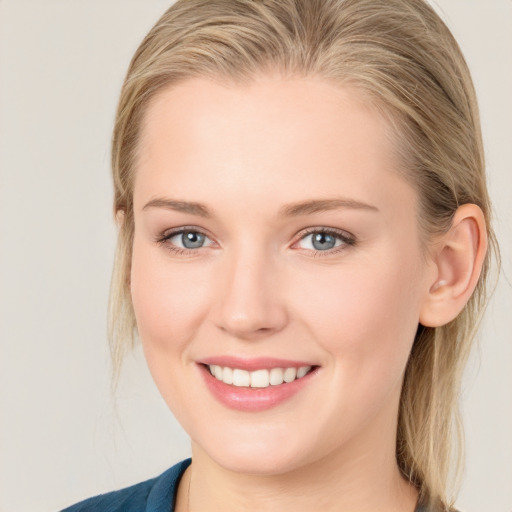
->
xmin=143 ymin=198 xmax=211 ymax=217
xmin=142 ymin=197 xmax=379 ymax=217
xmin=278 ymin=198 xmax=379 ymax=216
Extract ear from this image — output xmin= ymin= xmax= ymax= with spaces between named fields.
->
xmin=419 ymin=204 xmax=488 ymax=328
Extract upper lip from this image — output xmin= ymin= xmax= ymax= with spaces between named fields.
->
xmin=199 ymin=356 xmax=317 ymax=371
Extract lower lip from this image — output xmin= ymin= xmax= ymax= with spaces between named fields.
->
xmin=198 ymin=364 xmax=318 ymax=412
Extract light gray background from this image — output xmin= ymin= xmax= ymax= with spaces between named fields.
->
xmin=0 ymin=1 xmax=510 ymax=511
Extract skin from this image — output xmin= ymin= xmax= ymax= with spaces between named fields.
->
xmin=129 ymin=75 xmax=481 ymax=511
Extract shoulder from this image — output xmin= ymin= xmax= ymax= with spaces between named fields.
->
xmin=60 ymin=459 xmax=191 ymax=512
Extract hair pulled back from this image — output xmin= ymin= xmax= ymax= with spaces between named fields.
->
xmin=109 ymin=1 xmax=497 ymax=508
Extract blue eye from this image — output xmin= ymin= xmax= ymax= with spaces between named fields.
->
xmin=177 ymin=231 xmax=206 ymax=249
xmin=311 ymin=232 xmax=338 ymax=250
xmin=161 ymin=229 xmax=213 ymax=251
xmin=297 ymin=229 xmax=353 ymax=253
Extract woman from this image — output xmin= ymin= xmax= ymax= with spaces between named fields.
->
xmin=63 ymin=0 xmax=497 ymax=510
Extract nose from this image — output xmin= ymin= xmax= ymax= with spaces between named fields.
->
xmin=213 ymin=246 xmax=289 ymax=341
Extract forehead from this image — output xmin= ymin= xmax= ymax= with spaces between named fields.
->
xmin=134 ymin=75 xmax=415 ymax=218
xmin=138 ymin=75 xmax=392 ymax=165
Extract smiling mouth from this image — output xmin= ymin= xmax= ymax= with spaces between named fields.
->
xmin=206 ymin=364 xmax=314 ymax=388
xmin=199 ymin=359 xmax=319 ymax=411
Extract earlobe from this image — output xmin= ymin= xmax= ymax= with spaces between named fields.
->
xmin=419 ymin=204 xmax=488 ymax=328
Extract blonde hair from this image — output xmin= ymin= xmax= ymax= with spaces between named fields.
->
xmin=109 ymin=0 xmax=498 ymax=508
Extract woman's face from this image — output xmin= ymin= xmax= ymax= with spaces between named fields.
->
xmin=131 ymin=76 xmax=434 ymax=475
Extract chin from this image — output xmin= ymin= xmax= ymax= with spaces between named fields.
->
xmin=210 ymin=449 xmax=307 ymax=476
xmin=192 ymin=424 xmax=318 ymax=476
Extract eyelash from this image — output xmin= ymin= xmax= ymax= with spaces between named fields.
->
xmin=155 ymin=226 xmax=214 ymax=256
xmin=155 ymin=226 xmax=356 ymax=257
xmin=297 ymin=227 xmax=356 ymax=257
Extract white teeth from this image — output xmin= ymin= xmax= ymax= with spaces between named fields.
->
xmin=297 ymin=366 xmax=310 ymax=378
xmin=222 ymin=366 xmax=233 ymax=385
xmin=232 ymin=369 xmax=250 ymax=387
xmin=250 ymin=369 xmax=269 ymax=388
xmin=283 ymin=367 xmax=297 ymax=383
xmin=269 ymin=368 xmax=284 ymax=385
xmin=208 ymin=364 xmax=312 ymax=388
xmin=213 ymin=365 xmax=223 ymax=380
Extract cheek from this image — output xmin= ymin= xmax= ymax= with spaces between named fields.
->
xmin=130 ymin=237 xmax=210 ymax=354
xmin=292 ymin=250 xmax=424 ymax=379
xmin=129 ymin=237 xmax=216 ymax=424
xmin=283 ymin=250 xmax=425 ymax=445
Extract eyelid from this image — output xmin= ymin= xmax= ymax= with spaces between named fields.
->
xmin=155 ymin=226 xmax=216 ymax=254
xmin=155 ymin=225 xmax=356 ymax=257
xmin=292 ymin=227 xmax=356 ymax=255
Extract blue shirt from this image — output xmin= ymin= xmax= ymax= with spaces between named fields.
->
xmin=61 ymin=458 xmax=436 ymax=511
xmin=61 ymin=459 xmax=191 ymax=512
